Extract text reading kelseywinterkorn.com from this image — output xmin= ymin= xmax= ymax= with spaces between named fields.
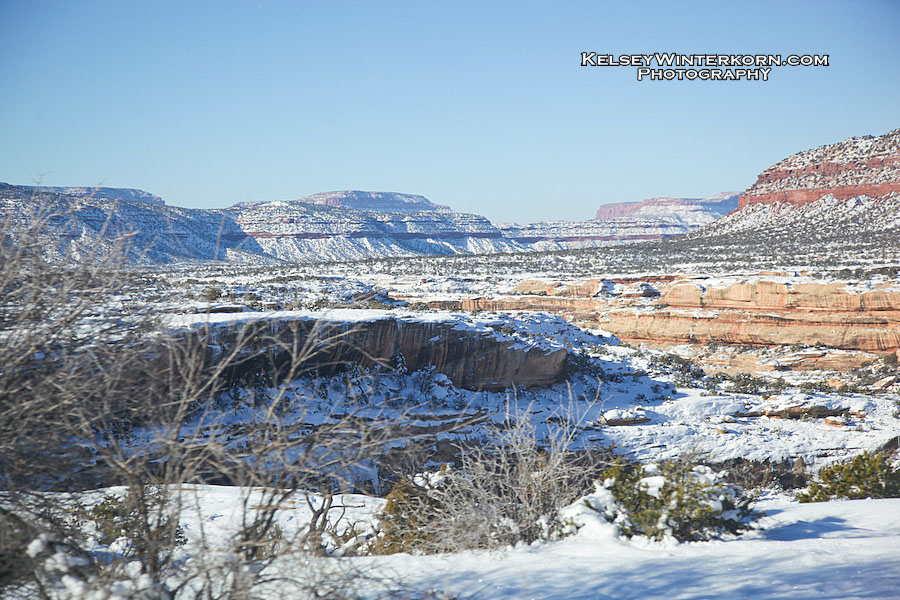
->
xmin=581 ymin=53 xmax=829 ymax=81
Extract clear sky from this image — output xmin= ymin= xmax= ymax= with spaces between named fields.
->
xmin=1 ymin=0 xmax=898 ymax=223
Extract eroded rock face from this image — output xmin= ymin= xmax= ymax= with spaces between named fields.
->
xmin=739 ymin=129 xmax=900 ymax=208
xmin=595 ymin=305 xmax=900 ymax=353
xmin=406 ymin=276 xmax=900 ymax=366
xmin=193 ymin=316 xmax=567 ymax=391
xmin=593 ymin=279 xmax=900 ymax=354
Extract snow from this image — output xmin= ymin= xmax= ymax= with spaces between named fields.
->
xmin=357 ymin=495 xmax=900 ymax=600
xmin=37 ymin=484 xmax=900 ymax=599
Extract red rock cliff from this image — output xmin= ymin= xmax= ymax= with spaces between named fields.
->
xmin=739 ymin=129 xmax=900 ymax=208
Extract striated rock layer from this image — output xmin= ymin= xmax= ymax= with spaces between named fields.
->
xmin=739 ymin=128 xmax=900 ymax=208
xmin=401 ymin=276 xmax=900 ymax=370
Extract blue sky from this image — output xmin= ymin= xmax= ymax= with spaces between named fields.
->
xmin=1 ymin=0 xmax=898 ymax=222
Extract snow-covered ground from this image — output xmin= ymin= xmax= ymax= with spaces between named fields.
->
xmin=72 ymin=485 xmax=900 ymax=600
xmin=361 ymin=494 xmax=900 ymax=600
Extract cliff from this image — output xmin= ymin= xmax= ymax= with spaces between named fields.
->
xmin=739 ymin=128 xmax=900 ymax=208
xmin=227 ymin=201 xmax=526 ymax=262
xmin=176 ymin=313 xmax=568 ymax=391
xmin=400 ymin=276 xmax=900 ymax=371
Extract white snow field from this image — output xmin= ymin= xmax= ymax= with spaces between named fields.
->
xmin=355 ymin=495 xmax=900 ymax=600
xmin=155 ymin=486 xmax=900 ymax=600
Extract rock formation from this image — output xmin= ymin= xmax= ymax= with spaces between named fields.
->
xmin=235 ymin=190 xmax=451 ymax=213
xmin=739 ymin=128 xmax=900 ymax=208
xmin=595 ymin=193 xmax=738 ymax=220
xmin=188 ymin=314 xmax=568 ymax=391
xmin=400 ymin=275 xmax=900 ymax=371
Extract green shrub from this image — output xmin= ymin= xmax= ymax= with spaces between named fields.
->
xmin=90 ymin=485 xmax=186 ymax=555
xmin=798 ymin=452 xmax=900 ymax=502
xmin=371 ymin=478 xmax=441 ymax=555
xmin=593 ymin=458 xmax=757 ymax=542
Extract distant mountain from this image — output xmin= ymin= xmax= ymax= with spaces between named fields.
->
xmin=0 ymin=182 xmax=745 ymax=264
xmin=595 ymin=193 xmax=739 ymax=222
xmin=0 ymin=183 xmax=270 ymax=264
xmin=498 ymin=218 xmax=686 ymax=250
xmin=495 ymin=192 xmax=739 ymax=250
xmin=740 ymin=128 xmax=900 ymax=208
xmin=0 ymin=184 xmax=524 ymax=264
xmin=234 ymin=190 xmax=450 ymax=213
xmin=226 ymin=200 xmax=525 ymax=262
xmin=0 ymin=182 xmax=164 ymax=205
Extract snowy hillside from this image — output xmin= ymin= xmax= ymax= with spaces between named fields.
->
xmin=226 ymin=200 xmax=527 ymax=262
xmin=0 ymin=184 xmax=527 ymax=264
xmin=693 ymin=192 xmax=900 ymax=245
xmin=740 ymin=127 xmax=900 ymax=207
xmin=0 ymin=188 xmax=273 ymax=264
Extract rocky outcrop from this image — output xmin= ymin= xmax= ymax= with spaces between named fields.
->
xmin=660 ymin=280 xmax=900 ymax=312
xmin=594 ymin=307 xmax=900 ymax=353
xmin=591 ymin=280 xmax=900 ymax=354
xmin=739 ymin=129 xmax=900 ymax=208
xmin=399 ymin=276 xmax=900 ymax=371
xmin=191 ymin=315 xmax=568 ymax=391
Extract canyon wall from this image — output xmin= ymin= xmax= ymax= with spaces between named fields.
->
xmin=191 ymin=316 xmax=568 ymax=391
xmin=405 ymin=277 xmax=900 ymax=370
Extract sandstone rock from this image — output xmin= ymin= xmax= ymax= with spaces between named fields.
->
xmin=873 ymin=375 xmax=897 ymax=389
xmin=404 ymin=273 xmax=900 ymax=374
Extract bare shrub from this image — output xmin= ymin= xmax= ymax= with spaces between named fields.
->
xmin=0 ymin=199 xmax=416 ymax=598
xmin=374 ymin=407 xmax=611 ymax=553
